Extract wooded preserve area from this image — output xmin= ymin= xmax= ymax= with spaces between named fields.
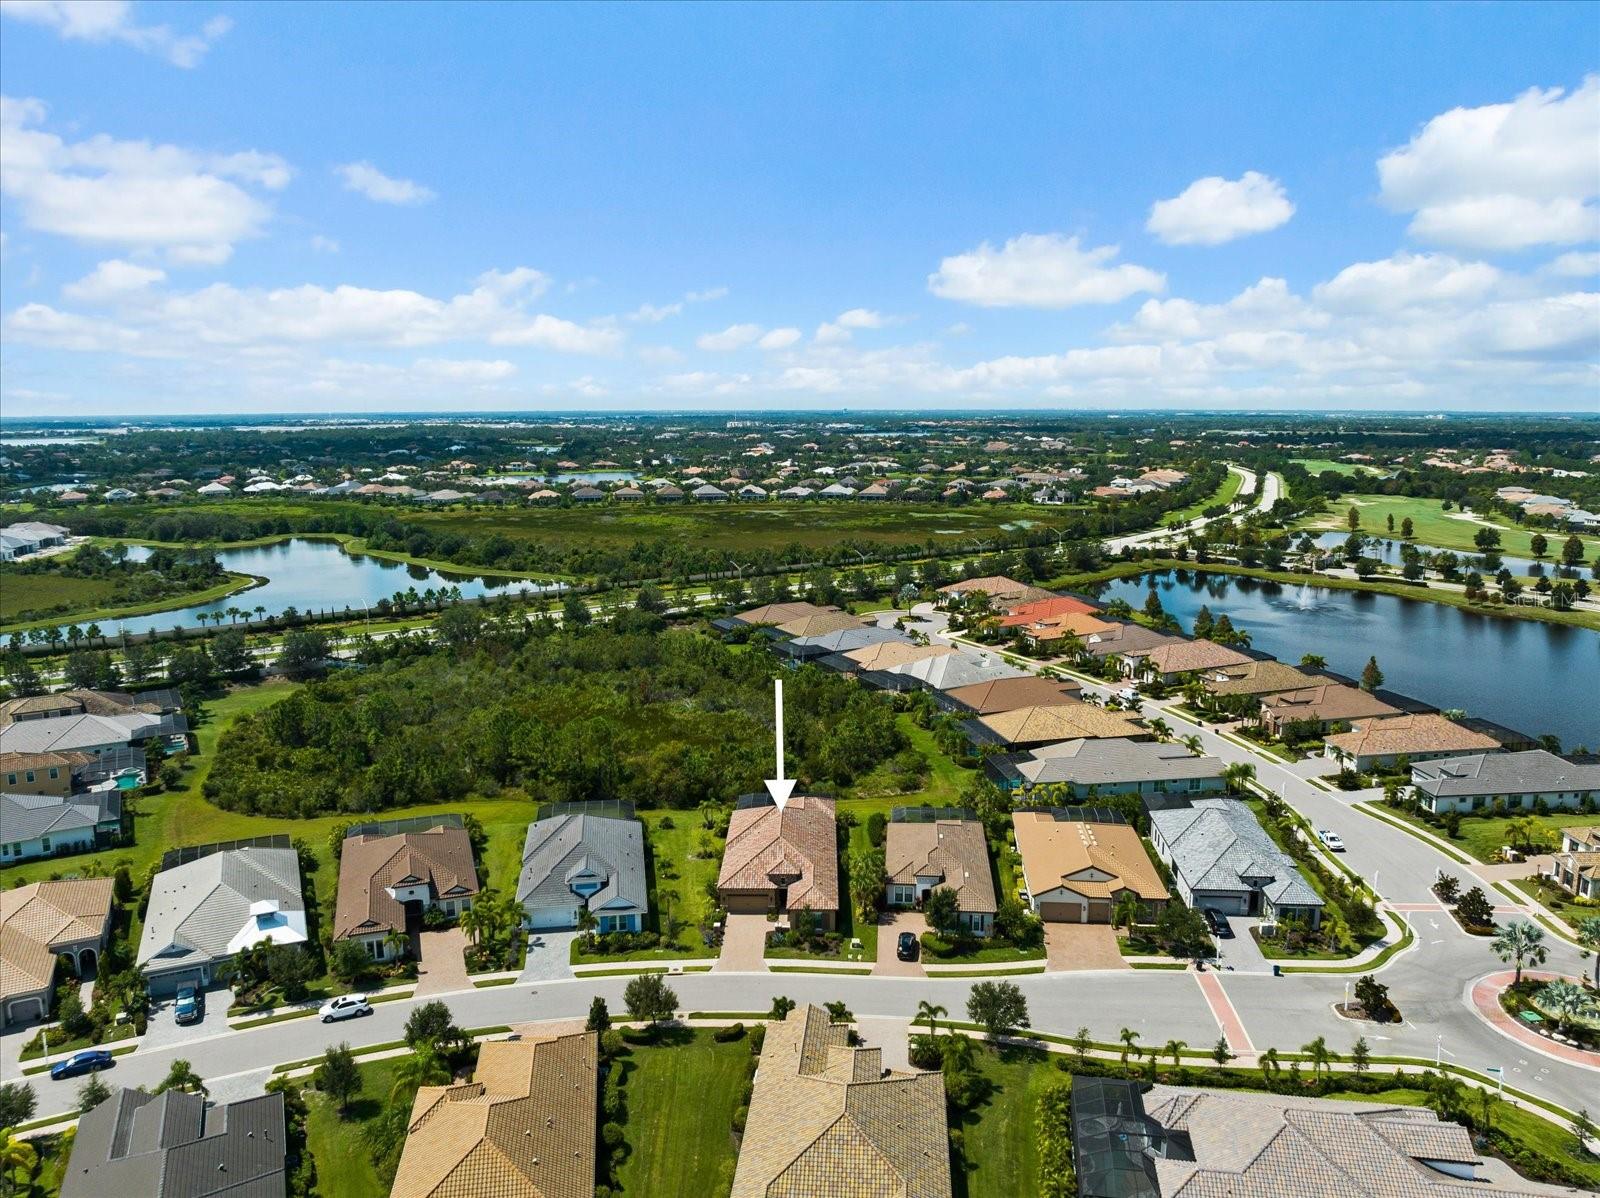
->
xmin=202 ymin=624 xmax=903 ymax=818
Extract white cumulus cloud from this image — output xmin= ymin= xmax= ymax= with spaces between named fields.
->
xmin=1379 ymin=76 xmax=1600 ymax=251
xmin=1 ymin=1 xmax=231 ymax=68
xmin=63 ymin=258 xmax=166 ymax=302
xmin=335 ymin=161 xmax=436 ymax=205
xmin=758 ymin=327 xmax=801 ymax=350
xmin=696 ymin=323 xmax=763 ymax=351
xmin=928 ymin=233 xmax=1164 ymax=308
xmin=1313 ymin=252 xmax=1501 ymax=313
xmin=0 ymin=95 xmax=289 ymax=263
xmin=1146 ymin=172 xmax=1295 ymax=246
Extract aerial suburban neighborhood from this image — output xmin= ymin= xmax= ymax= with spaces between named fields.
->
xmin=2 ymin=2 xmax=1598 ymax=1196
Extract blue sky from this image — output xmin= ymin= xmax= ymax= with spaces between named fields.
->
xmin=1 ymin=0 xmax=1596 ymax=415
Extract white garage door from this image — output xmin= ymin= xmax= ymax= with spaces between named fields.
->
xmin=528 ymin=906 xmax=577 ymax=931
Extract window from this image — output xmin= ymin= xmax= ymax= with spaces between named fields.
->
xmin=4 ymin=774 xmax=14 ymax=786
xmin=24 ymin=771 xmax=35 ymax=783
xmin=48 ymin=767 xmax=59 ymax=779
xmin=41 ymin=838 xmax=51 ymax=852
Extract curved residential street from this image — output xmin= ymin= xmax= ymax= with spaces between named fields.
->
xmin=1103 ymin=464 xmax=1280 ymax=554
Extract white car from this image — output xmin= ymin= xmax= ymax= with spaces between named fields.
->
xmin=318 ymin=994 xmax=373 ymax=1022
xmin=1317 ymin=829 xmax=1346 ymax=852
xmin=1115 ymin=687 xmax=1140 ymax=704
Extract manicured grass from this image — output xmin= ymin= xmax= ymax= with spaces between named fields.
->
xmin=1296 ymin=494 xmax=1598 ymax=562
xmin=1291 ymin=458 xmax=1384 ymax=477
xmin=955 ymin=1045 xmax=1060 ymax=1198
xmin=1164 ymin=468 xmax=1246 ymax=524
xmin=572 ymin=810 xmax=723 ymax=963
xmin=1378 ymin=805 xmax=1587 ymax=865
xmin=304 ymin=1057 xmax=405 ymax=1198
xmin=0 ymin=570 xmax=259 ymax=632
xmin=1506 ymin=876 xmax=1600 ymax=922
xmin=613 ymin=1028 xmax=750 ymax=1198
xmin=0 ymin=571 xmax=121 ymax=623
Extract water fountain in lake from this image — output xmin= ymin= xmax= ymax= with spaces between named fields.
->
xmin=1291 ymin=582 xmax=1320 ymax=611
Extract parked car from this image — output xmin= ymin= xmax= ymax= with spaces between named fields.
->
xmin=319 ymin=994 xmax=374 ymax=1023
xmin=896 ymin=932 xmax=920 ymax=962
xmin=1201 ymin=908 xmax=1233 ymax=938
xmin=1115 ymin=687 xmax=1140 ymax=704
xmin=1317 ymin=829 xmax=1346 ymax=852
xmin=50 ymin=1049 xmax=114 ymax=1081
xmin=174 ymin=986 xmax=203 ymax=1025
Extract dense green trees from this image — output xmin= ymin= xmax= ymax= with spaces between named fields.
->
xmin=205 ymin=626 xmax=903 ymax=818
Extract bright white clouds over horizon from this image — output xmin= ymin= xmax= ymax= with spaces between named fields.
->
xmin=1146 ymin=172 xmax=1296 ymax=246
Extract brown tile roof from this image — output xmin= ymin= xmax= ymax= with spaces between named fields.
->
xmin=734 ymin=601 xmax=836 ymax=626
xmin=937 ymin=576 xmax=1054 ymax=605
xmin=972 ymin=701 xmax=1145 ymax=747
xmin=776 ymin=611 xmax=870 ymax=638
xmin=731 ymin=1006 xmax=951 ymax=1198
xmin=1562 ymin=826 xmax=1600 ymax=850
xmin=1077 ymin=622 xmax=1185 ymax=658
xmin=389 ymin=1032 xmax=598 ymax=1198
xmin=1323 ymin=714 xmax=1501 ymax=761
xmin=1012 ymin=812 xmax=1167 ymax=903
xmin=1027 ymin=612 xmax=1118 ymax=641
xmin=718 ymin=796 xmax=840 ymax=913
xmin=1139 ymin=641 xmax=1253 ymax=675
xmin=333 ymin=825 xmax=481 ymax=942
xmin=0 ymin=749 xmax=92 ymax=773
xmin=1202 ymin=660 xmax=1319 ymax=697
xmin=1262 ymin=684 xmax=1401 ymax=724
xmin=885 ymin=820 xmax=997 ymax=914
xmin=942 ymin=676 xmax=1081 ymax=714
xmin=1 ymin=879 xmax=114 ymax=999
xmin=0 ymin=689 xmax=156 ymax=725
xmin=841 ymin=641 xmax=955 ymax=671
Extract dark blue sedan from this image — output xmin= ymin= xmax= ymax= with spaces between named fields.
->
xmin=50 ymin=1049 xmax=114 ymax=1081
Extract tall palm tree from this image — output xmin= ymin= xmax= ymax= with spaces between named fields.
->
xmin=915 ymin=1000 xmax=947 ymax=1040
xmin=1119 ymin=1027 xmax=1140 ymax=1065
xmin=1301 ymin=1036 xmax=1337 ymax=1079
xmin=1181 ymin=734 xmax=1203 ymax=755
xmin=1148 ymin=717 xmax=1172 ymax=742
xmin=1492 ymin=920 xmax=1548 ymax=987
xmin=1113 ymin=892 xmax=1142 ymax=938
xmin=458 ymin=902 xmax=489 ymax=947
xmin=382 ymin=928 xmax=410 ymax=962
xmin=390 ymin=1046 xmax=450 ymax=1102
xmin=1164 ymin=1039 xmax=1186 ymax=1068
xmin=1223 ymin=762 xmax=1256 ymax=795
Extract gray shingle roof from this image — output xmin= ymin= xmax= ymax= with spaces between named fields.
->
xmin=0 ymin=790 xmax=120 ymax=842
xmin=1411 ymin=749 xmax=1600 ymax=798
xmin=517 ymin=812 xmax=648 ymax=916
xmin=64 ymin=1088 xmax=287 ymax=1198
xmin=136 ymin=845 xmax=306 ymax=975
xmin=1013 ymin=738 xmax=1225 ymax=789
xmin=1150 ymin=800 xmax=1321 ymax=909
xmin=882 ymin=648 xmax=1026 ymax=691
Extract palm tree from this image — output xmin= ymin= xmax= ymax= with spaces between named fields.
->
xmin=458 ymin=902 xmax=490 ymax=947
xmin=1259 ymin=1046 xmax=1281 ymax=1079
xmin=0 ymin=1127 xmax=38 ymax=1193
xmin=382 ymin=927 xmax=410 ymax=961
xmin=254 ymin=604 xmax=267 ymax=623
xmin=1119 ymin=1027 xmax=1140 ymax=1065
xmin=1575 ymin=915 xmax=1600 ymax=990
xmin=156 ymin=1059 xmax=208 ymax=1096
xmin=915 ymin=1000 xmax=947 ymax=1039
xmin=390 ymin=1046 xmax=450 ymax=1101
xmin=1301 ymin=1035 xmax=1337 ymax=1079
xmin=1113 ymin=892 xmax=1142 ymax=938
xmin=1149 ymin=717 xmax=1172 ymax=742
xmin=1181 ymin=734 xmax=1203 ymax=755
xmin=1538 ymin=980 xmax=1593 ymax=1036
xmin=1223 ymin=762 xmax=1256 ymax=795
xmin=1492 ymin=920 xmax=1548 ymax=987
xmin=1164 ymin=1039 xmax=1186 ymax=1068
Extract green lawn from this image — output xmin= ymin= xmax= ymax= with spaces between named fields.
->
xmin=0 ymin=571 xmax=122 ymax=623
xmin=1296 ymin=494 xmax=1598 ymax=562
xmin=304 ymin=1058 xmax=405 ymax=1198
xmin=1164 ymin=469 xmax=1246 ymax=524
xmin=1381 ymin=805 xmax=1587 ymax=865
xmin=955 ymin=1045 xmax=1060 ymax=1198
xmin=613 ymin=1028 xmax=750 ymax=1197
xmin=1291 ymin=458 xmax=1384 ymax=477
xmin=574 ymin=811 xmax=723 ymax=962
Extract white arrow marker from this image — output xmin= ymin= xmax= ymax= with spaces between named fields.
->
xmin=765 ymin=677 xmax=795 ymax=810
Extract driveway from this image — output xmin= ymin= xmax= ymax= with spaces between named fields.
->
xmin=714 ymin=914 xmax=770 ymax=972
xmin=1213 ymin=917 xmax=1273 ymax=975
xmin=874 ymin=911 xmax=926 ymax=978
xmin=519 ymin=931 xmax=578 ymax=982
xmin=1043 ymin=923 xmax=1127 ymax=972
xmin=414 ymin=928 xmax=470 ymax=996
xmin=142 ymin=986 xmax=232 ymax=1051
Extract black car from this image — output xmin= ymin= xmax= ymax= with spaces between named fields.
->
xmin=896 ymin=931 xmax=920 ymax=961
xmin=1202 ymin=908 xmax=1233 ymax=938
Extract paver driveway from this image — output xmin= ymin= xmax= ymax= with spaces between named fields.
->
xmin=519 ymin=931 xmax=578 ymax=982
xmin=1044 ymin=923 xmax=1127 ymax=971
xmin=414 ymin=928 xmax=470 ymax=996
xmin=874 ymin=911 xmax=927 ymax=977
xmin=714 ymin=913 xmax=770 ymax=972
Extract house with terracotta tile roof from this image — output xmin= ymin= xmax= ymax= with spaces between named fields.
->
xmin=964 ymin=700 xmax=1146 ymax=751
xmin=717 ymin=795 xmax=839 ymax=929
xmin=1200 ymin=659 xmax=1320 ymax=699
xmin=998 ymin=594 xmax=1099 ymax=627
xmin=935 ymin=575 xmax=1054 ymax=608
xmin=777 ymin=610 xmax=870 ymax=639
xmin=1 ymin=878 xmax=114 ymax=1025
xmin=1126 ymin=639 xmax=1253 ymax=682
xmin=1012 ymin=808 xmax=1167 ymax=924
xmin=838 ymin=640 xmax=955 ymax=673
xmin=939 ymin=675 xmax=1081 ymax=715
xmin=731 ymin=1005 xmax=951 ymax=1198
xmin=389 ymin=1032 xmax=598 ymax=1198
xmin=884 ymin=814 xmax=996 ymax=935
xmin=332 ymin=820 xmax=480 ymax=962
xmin=1023 ymin=611 xmax=1119 ymax=647
xmin=1322 ymin=714 xmax=1502 ymax=773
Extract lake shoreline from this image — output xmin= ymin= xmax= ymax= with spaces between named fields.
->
xmin=0 ymin=570 xmax=265 ymax=635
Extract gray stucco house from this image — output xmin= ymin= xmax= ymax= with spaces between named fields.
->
xmin=1410 ymin=750 xmax=1600 ymax=815
xmin=986 ymin=737 xmax=1226 ymax=804
xmin=0 ymin=790 xmax=122 ymax=863
xmin=1148 ymin=799 xmax=1323 ymax=928
xmin=136 ymin=841 xmax=307 ymax=997
xmin=63 ymin=1088 xmax=286 ymax=1198
xmin=517 ymin=807 xmax=648 ymax=933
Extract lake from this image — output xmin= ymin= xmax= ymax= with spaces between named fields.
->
xmin=1088 ymin=569 xmax=1599 ymax=749
xmin=110 ymin=539 xmax=560 ymax=636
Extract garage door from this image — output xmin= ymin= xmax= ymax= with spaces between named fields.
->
xmin=148 ymin=969 xmax=204 ymax=998
xmin=1196 ymin=894 xmax=1248 ymax=915
xmin=528 ymin=907 xmax=577 ymax=931
xmin=1037 ymin=901 xmax=1082 ymax=923
xmin=5 ymin=996 xmax=44 ymax=1026
xmin=1087 ymin=901 xmax=1112 ymax=924
xmin=723 ymin=892 xmax=770 ymax=914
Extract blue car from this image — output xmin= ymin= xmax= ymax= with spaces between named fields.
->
xmin=174 ymin=987 xmax=203 ymax=1025
xmin=50 ymin=1049 xmax=114 ymax=1081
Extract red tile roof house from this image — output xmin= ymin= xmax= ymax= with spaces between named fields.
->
xmin=997 ymin=595 xmax=1099 ymax=628
xmin=717 ymin=796 xmax=840 ymax=931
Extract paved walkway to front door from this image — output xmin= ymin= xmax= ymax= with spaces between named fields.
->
xmin=714 ymin=914 xmax=770 ymax=972
xmin=414 ymin=928 xmax=470 ymax=996
xmin=1043 ymin=923 xmax=1127 ymax=972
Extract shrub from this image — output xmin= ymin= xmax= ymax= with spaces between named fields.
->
xmin=867 ymin=812 xmax=887 ymax=847
xmin=713 ymin=1022 xmax=746 ymax=1042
